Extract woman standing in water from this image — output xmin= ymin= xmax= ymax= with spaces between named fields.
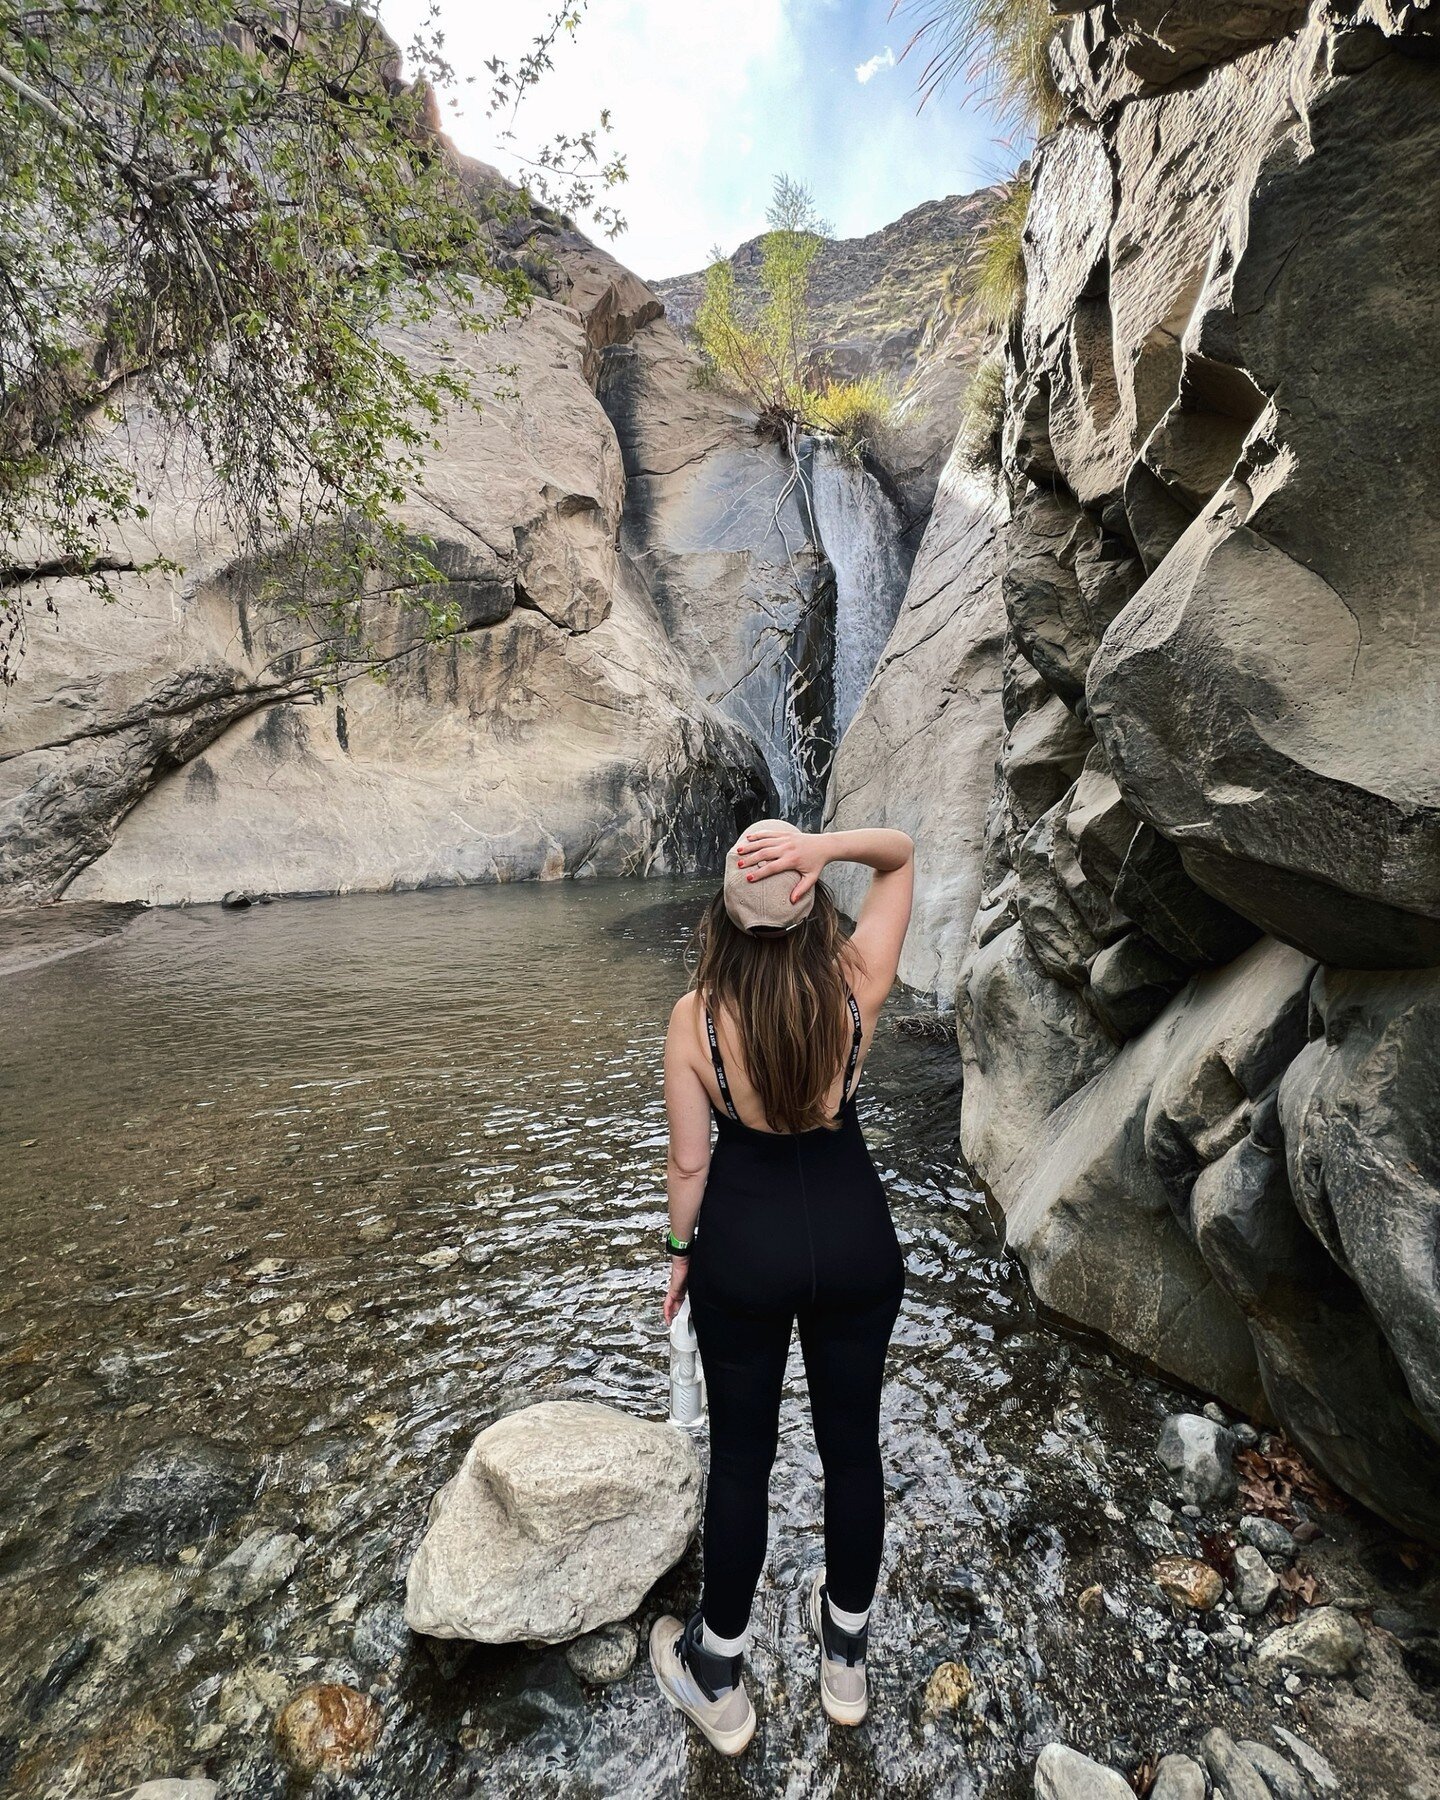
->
xmin=650 ymin=819 xmax=916 ymax=1755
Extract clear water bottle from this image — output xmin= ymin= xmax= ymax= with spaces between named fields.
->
xmin=667 ymin=1295 xmax=706 ymax=1431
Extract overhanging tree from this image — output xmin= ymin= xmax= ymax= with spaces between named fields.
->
xmin=0 ymin=0 xmax=624 ymax=682
xmin=694 ymin=174 xmax=896 ymax=464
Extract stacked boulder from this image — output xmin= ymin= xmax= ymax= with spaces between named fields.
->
xmin=956 ymin=1 xmax=1440 ymax=1538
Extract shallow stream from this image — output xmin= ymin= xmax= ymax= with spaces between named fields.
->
xmin=0 ymin=883 xmax=1397 ymax=1797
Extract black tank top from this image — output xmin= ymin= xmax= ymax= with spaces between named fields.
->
xmin=702 ymin=993 xmax=864 ymax=1130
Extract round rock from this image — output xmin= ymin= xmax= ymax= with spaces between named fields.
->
xmin=1151 ymin=1555 xmax=1224 ymax=1612
xmin=274 ymin=1682 xmax=382 ymax=1778
xmin=565 ymin=1621 xmax=638 ymax=1684
xmin=404 ymin=1401 xmax=701 ymax=1644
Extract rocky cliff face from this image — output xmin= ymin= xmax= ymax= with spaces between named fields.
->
xmin=836 ymin=0 xmax=1440 ymax=1536
xmin=655 ymin=189 xmax=1002 ymax=526
xmin=0 ymin=203 xmax=843 ymax=903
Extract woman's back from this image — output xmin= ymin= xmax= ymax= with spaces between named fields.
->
xmin=688 ymin=979 xmax=872 ymax=1136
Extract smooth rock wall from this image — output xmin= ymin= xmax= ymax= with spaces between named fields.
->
xmin=0 ymin=250 xmax=772 ymax=906
xmin=822 ymin=455 xmax=1007 ymax=999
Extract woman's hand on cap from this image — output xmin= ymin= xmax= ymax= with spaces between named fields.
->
xmin=735 ymin=825 xmax=827 ymax=904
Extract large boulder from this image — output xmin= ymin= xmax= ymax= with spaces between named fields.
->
xmin=1000 ymin=994 xmax=1262 ymax=1411
xmin=1088 ymin=43 xmax=1440 ymax=967
xmin=70 ymin=1439 xmax=256 ymax=1562
xmin=1193 ymin=1107 xmax=1440 ymax=1541
xmin=1141 ymin=937 xmax=1314 ymax=1211
xmin=1278 ymin=969 xmax=1440 ymax=1446
xmin=958 ymin=921 xmax=1117 ymax=1204
xmin=1002 ymin=489 xmax=1142 ymax=703
xmin=823 ymin=462 xmax=1007 ymax=998
xmin=404 ymin=1401 xmax=701 ymax=1645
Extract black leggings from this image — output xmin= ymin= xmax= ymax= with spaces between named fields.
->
xmin=686 ymin=1094 xmax=905 ymax=1639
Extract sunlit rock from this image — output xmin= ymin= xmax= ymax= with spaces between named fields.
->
xmin=405 ymin=1401 xmax=701 ymax=1645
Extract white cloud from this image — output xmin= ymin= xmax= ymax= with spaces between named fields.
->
xmin=380 ymin=3 xmax=993 ymax=278
xmin=383 ymin=0 xmax=799 ymax=276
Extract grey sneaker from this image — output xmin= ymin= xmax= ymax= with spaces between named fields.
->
xmin=808 ymin=1569 xmax=869 ymax=1725
xmin=649 ymin=1610 xmax=756 ymax=1756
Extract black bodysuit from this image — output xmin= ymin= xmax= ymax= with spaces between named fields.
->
xmin=685 ymin=994 xmax=906 ymax=1636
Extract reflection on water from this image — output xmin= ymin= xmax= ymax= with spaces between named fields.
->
xmin=1 ymin=883 xmax=1256 ymax=1798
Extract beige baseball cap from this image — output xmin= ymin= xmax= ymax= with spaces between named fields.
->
xmin=723 ymin=819 xmax=816 ymax=935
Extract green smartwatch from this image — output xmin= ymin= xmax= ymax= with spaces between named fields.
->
xmin=666 ymin=1229 xmax=691 ymax=1257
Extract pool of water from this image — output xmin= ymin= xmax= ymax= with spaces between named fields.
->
xmin=0 ymin=881 xmax=1343 ymax=1798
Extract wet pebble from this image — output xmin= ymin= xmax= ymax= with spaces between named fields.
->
xmin=273 ymin=1681 xmax=383 ymax=1778
xmin=124 ymin=1783 xmax=219 ymax=1799
xmin=352 ymin=1599 xmax=412 ymax=1671
xmin=921 ymin=1660 xmax=973 ymax=1715
xmin=565 ymin=1621 xmax=638 ymax=1684
xmin=197 ymin=1531 xmax=303 ymax=1613
xmin=76 ymin=1565 xmax=190 ymax=1656
xmin=1150 ymin=1557 xmax=1223 ymax=1612
xmin=70 ymin=1440 xmax=255 ymax=1561
xmin=218 ymin=1660 xmax=290 ymax=1731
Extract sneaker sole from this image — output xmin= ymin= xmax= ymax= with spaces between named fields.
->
xmin=808 ymin=1571 xmax=869 ymax=1726
xmin=648 ymin=1620 xmax=757 ymax=1756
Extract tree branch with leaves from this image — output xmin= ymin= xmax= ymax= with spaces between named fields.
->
xmin=0 ymin=0 xmax=625 ymax=683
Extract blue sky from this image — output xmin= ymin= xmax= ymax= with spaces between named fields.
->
xmin=382 ymin=1 xmax=1008 ymax=279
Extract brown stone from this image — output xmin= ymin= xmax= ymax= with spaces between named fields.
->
xmin=274 ymin=1683 xmax=382 ymax=1779
xmin=922 ymin=1660 xmax=974 ymax=1713
xmin=1150 ymin=1556 xmax=1223 ymax=1611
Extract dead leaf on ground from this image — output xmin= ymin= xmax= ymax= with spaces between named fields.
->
xmin=1274 ymin=1561 xmax=1325 ymax=1621
xmin=1234 ymin=1436 xmax=1347 ymax=1527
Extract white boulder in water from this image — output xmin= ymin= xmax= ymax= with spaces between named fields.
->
xmin=404 ymin=1400 xmax=701 ymax=1644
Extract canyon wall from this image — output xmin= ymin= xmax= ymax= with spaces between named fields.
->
xmin=833 ymin=0 xmax=1440 ymax=1536
xmin=0 ymin=213 xmax=847 ymax=905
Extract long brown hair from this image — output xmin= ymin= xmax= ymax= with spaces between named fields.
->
xmin=690 ymin=881 xmax=865 ymax=1134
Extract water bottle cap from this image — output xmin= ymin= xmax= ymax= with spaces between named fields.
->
xmin=669 ymin=1295 xmax=697 ymax=1351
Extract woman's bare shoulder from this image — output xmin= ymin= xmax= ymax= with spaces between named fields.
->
xmin=668 ymin=989 xmax=704 ymax=1040
xmin=841 ymin=940 xmax=888 ymax=1015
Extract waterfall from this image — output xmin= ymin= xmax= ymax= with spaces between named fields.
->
xmin=812 ymin=443 xmax=913 ymax=743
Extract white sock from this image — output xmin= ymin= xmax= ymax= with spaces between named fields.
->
xmin=701 ymin=1617 xmax=749 ymax=1659
xmin=826 ymin=1594 xmax=871 ymax=1636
